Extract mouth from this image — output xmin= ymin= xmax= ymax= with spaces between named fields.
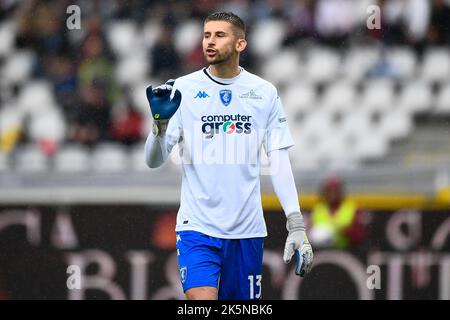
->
xmin=206 ymin=48 xmax=217 ymax=57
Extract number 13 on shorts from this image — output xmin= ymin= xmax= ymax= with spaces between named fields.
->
xmin=248 ymin=274 xmax=262 ymax=299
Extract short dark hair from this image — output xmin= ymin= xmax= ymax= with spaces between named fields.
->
xmin=204 ymin=12 xmax=246 ymax=38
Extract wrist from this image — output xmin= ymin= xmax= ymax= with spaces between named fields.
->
xmin=152 ymin=120 xmax=168 ymax=137
xmin=286 ymin=211 xmax=305 ymax=232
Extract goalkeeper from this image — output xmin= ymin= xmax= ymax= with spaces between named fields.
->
xmin=145 ymin=11 xmax=313 ymax=300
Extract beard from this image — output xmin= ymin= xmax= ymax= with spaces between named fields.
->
xmin=204 ymin=47 xmax=235 ymax=65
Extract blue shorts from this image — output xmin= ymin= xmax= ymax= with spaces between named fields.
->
xmin=176 ymin=230 xmax=264 ymax=300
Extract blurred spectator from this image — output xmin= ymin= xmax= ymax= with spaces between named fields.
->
xmin=283 ymin=0 xmax=316 ymax=46
xmin=47 ymin=55 xmax=78 ymax=110
xmin=427 ymin=0 xmax=450 ymax=45
xmin=184 ymin=42 xmax=206 ymax=73
xmin=68 ymin=31 xmax=121 ymax=146
xmin=367 ymin=49 xmax=400 ymax=79
xmin=402 ymin=0 xmax=430 ymax=55
xmin=16 ymin=0 xmax=70 ymax=56
xmin=151 ymin=26 xmax=181 ymax=79
xmin=219 ymin=0 xmax=250 ymax=23
xmin=110 ymin=103 xmax=143 ymax=146
xmin=315 ymin=0 xmax=354 ymax=46
xmin=251 ymin=0 xmax=286 ymax=21
xmin=310 ymin=177 xmax=367 ymax=249
xmin=71 ymin=82 xmax=111 ymax=146
xmin=78 ymin=33 xmax=120 ymax=104
xmin=376 ymin=0 xmax=407 ymax=45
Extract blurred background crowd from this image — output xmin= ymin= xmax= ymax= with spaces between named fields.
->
xmin=0 ymin=0 xmax=449 ymax=173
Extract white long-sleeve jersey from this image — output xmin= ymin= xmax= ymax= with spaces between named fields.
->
xmin=145 ymin=67 xmax=299 ymax=239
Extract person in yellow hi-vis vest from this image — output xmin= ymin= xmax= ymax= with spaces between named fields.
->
xmin=310 ymin=177 xmax=366 ymax=249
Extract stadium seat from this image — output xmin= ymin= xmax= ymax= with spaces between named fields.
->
xmin=434 ymin=83 xmax=450 ymax=115
xmin=131 ymin=79 xmax=162 ymax=116
xmin=360 ymin=79 xmax=395 ymax=113
xmin=320 ymin=81 xmax=357 ymax=114
xmin=174 ymin=20 xmax=203 ymax=55
xmin=386 ymin=47 xmax=417 ymax=80
xmin=1 ymin=50 xmax=35 ymax=85
xmin=29 ymin=109 xmax=66 ymax=143
xmin=421 ymin=48 xmax=450 ymax=83
xmin=343 ymin=46 xmax=381 ymax=82
xmin=316 ymin=133 xmax=355 ymax=165
xmin=305 ymin=47 xmax=341 ymax=83
xmin=54 ymin=145 xmax=91 ymax=172
xmin=398 ymin=81 xmax=432 ymax=114
xmin=340 ymin=110 xmax=373 ymax=138
xmin=130 ymin=143 xmax=148 ymax=172
xmin=106 ymin=21 xmax=141 ymax=57
xmin=0 ymin=152 xmax=8 ymax=172
xmin=115 ymin=53 xmax=149 ymax=86
xmin=15 ymin=144 xmax=48 ymax=173
xmin=250 ymin=19 xmax=286 ymax=57
xmin=141 ymin=21 xmax=162 ymax=50
xmin=0 ymin=20 xmax=15 ymax=58
xmin=302 ymin=110 xmax=336 ymax=140
xmin=289 ymin=138 xmax=322 ymax=171
xmin=377 ymin=110 xmax=413 ymax=140
xmin=262 ymin=49 xmax=301 ymax=85
xmin=92 ymin=143 xmax=128 ymax=173
xmin=17 ymin=80 xmax=57 ymax=115
xmin=352 ymin=132 xmax=389 ymax=160
xmin=0 ymin=103 xmax=24 ymax=133
xmin=282 ymin=82 xmax=316 ymax=115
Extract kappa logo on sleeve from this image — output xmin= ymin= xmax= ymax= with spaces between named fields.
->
xmin=195 ymin=91 xmax=210 ymax=99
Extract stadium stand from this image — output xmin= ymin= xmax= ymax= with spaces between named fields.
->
xmin=0 ymin=0 xmax=449 ymax=195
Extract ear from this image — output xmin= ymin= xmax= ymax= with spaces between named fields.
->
xmin=236 ymin=38 xmax=247 ymax=53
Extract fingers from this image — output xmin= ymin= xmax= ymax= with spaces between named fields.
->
xmin=304 ymin=249 xmax=314 ymax=274
xmin=153 ymin=86 xmax=172 ymax=97
xmin=171 ymin=89 xmax=182 ymax=105
xmin=294 ymin=250 xmax=305 ymax=276
xmin=145 ymin=85 xmax=153 ymax=101
xmin=283 ymin=242 xmax=295 ymax=264
xmin=296 ymin=246 xmax=313 ymax=277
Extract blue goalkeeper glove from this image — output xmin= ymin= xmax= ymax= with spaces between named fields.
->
xmin=146 ymin=79 xmax=182 ymax=136
xmin=283 ymin=212 xmax=314 ymax=277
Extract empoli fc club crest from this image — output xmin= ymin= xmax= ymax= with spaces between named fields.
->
xmin=220 ymin=89 xmax=232 ymax=106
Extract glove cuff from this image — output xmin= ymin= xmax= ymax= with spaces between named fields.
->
xmin=152 ymin=120 xmax=168 ymax=137
xmin=286 ymin=211 xmax=305 ymax=232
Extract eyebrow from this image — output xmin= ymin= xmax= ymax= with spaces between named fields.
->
xmin=204 ymin=31 xmax=228 ymax=36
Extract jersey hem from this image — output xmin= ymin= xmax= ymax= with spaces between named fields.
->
xmin=175 ymin=225 xmax=268 ymax=239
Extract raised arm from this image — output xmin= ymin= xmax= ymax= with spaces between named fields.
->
xmin=144 ymin=80 xmax=182 ymax=168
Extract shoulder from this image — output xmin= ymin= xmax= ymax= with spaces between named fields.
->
xmin=174 ymin=69 xmax=205 ymax=88
xmin=241 ymin=69 xmax=278 ymax=97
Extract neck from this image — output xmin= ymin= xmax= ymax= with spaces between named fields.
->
xmin=208 ymin=61 xmax=240 ymax=79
